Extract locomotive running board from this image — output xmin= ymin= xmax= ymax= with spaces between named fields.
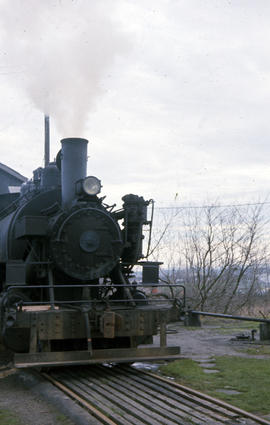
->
xmin=14 ymin=346 xmax=181 ymax=368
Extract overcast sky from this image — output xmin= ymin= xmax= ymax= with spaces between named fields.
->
xmin=0 ymin=0 xmax=270 ymax=207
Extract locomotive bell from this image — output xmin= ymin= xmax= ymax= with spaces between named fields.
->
xmin=60 ymin=137 xmax=88 ymax=209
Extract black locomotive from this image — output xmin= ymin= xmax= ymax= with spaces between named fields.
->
xmin=0 ymin=132 xmax=181 ymax=367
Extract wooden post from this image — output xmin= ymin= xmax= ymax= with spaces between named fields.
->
xmin=260 ymin=323 xmax=270 ymax=340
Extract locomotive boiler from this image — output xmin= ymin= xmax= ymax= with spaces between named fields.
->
xmin=0 ymin=130 xmax=182 ymax=368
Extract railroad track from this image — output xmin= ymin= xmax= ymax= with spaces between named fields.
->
xmin=42 ymin=364 xmax=269 ymax=425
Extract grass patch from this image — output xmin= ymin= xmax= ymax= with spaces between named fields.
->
xmin=56 ymin=414 xmax=74 ymax=424
xmin=182 ymin=326 xmax=205 ymax=331
xmin=0 ymin=409 xmax=22 ymax=425
xmin=201 ymin=318 xmax=263 ymax=328
xmin=237 ymin=345 xmax=270 ymax=356
xmin=160 ymin=356 xmax=270 ymax=415
xmin=215 ymin=326 xmax=259 ymax=337
xmin=205 ymin=320 xmax=260 ymax=335
xmin=187 ymin=318 xmax=261 ymax=334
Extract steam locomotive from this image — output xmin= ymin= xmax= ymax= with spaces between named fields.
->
xmin=0 ymin=130 xmax=182 ymax=368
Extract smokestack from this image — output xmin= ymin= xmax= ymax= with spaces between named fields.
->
xmin=44 ymin=115 xmax=50 ymax=167
xmin=61 ymin=137 xmax=88 ymax=209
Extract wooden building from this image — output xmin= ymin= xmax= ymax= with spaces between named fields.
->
xmin=0 ymin=163 xmax=27 ymax=195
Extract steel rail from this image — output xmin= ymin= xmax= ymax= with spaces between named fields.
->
xmin=42 ymin=365 xmax=269 ymax=425
xmin=43 ymin=372 xmax=116 ymax=425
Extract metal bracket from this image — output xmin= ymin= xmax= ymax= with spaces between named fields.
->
xmin=29 ymin=313 xmax=38 ymax=353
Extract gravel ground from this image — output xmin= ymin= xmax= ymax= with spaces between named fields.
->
xmin=0 ymin=370 xmax=76 ymax=425
xmin=0 ymin=350 xmax=93 ymax=425
xmin=164 ymin=321 xmax=269 ymax=360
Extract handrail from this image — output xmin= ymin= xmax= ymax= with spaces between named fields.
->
xmin=6 ymin=283 xmax=184 ymax=307
xmin=190 ymin=310 xmax=270 ymax=324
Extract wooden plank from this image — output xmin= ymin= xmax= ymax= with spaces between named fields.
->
xmin=22 ymin=306 xmax=57 ymax=311
xmin=14 ymin=347 xmax=181 ymax=368
xmin=91 ymin=366 xmax=225 ymax=425
xmin=71 ymin=368 xmax=183 ymax=425
xmin=43 ymin=373 xmax=113 ymax=425
xmin=44 ymin=366 xmax=266 ymax=425
xmin=53 ymin=373 xmax=151 ymax=425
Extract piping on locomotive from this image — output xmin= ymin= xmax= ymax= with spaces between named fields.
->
xmin=0 ymin=125 xmax=184 ymax=368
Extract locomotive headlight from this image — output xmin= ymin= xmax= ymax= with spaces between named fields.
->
xmin=75 ymin=176 xmax=102 ymax=197
xmin=82 ymin=176 xmax=102 ymax=195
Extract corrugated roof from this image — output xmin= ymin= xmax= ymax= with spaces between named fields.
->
xmin=0 ymin=163 xmax=27 ymax=182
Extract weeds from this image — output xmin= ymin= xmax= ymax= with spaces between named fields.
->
xmin=0 ymin=409 xmax=22 ymax=425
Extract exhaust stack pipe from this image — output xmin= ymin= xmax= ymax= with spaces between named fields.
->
xmin=60 ymin=138 xmax=88 ymax=209
xmin=44 ymin=115 xmax=50 ymax=167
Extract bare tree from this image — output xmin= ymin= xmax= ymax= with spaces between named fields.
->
xmin=149 ymin=202 xmax=270 ymax=314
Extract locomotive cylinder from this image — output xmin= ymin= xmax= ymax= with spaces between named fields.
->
xmin=61 ymin=137 xmax=88 ymax=209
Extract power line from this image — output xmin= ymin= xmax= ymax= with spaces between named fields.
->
xmin=156 ymin=201 xmax=270 ymax=210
